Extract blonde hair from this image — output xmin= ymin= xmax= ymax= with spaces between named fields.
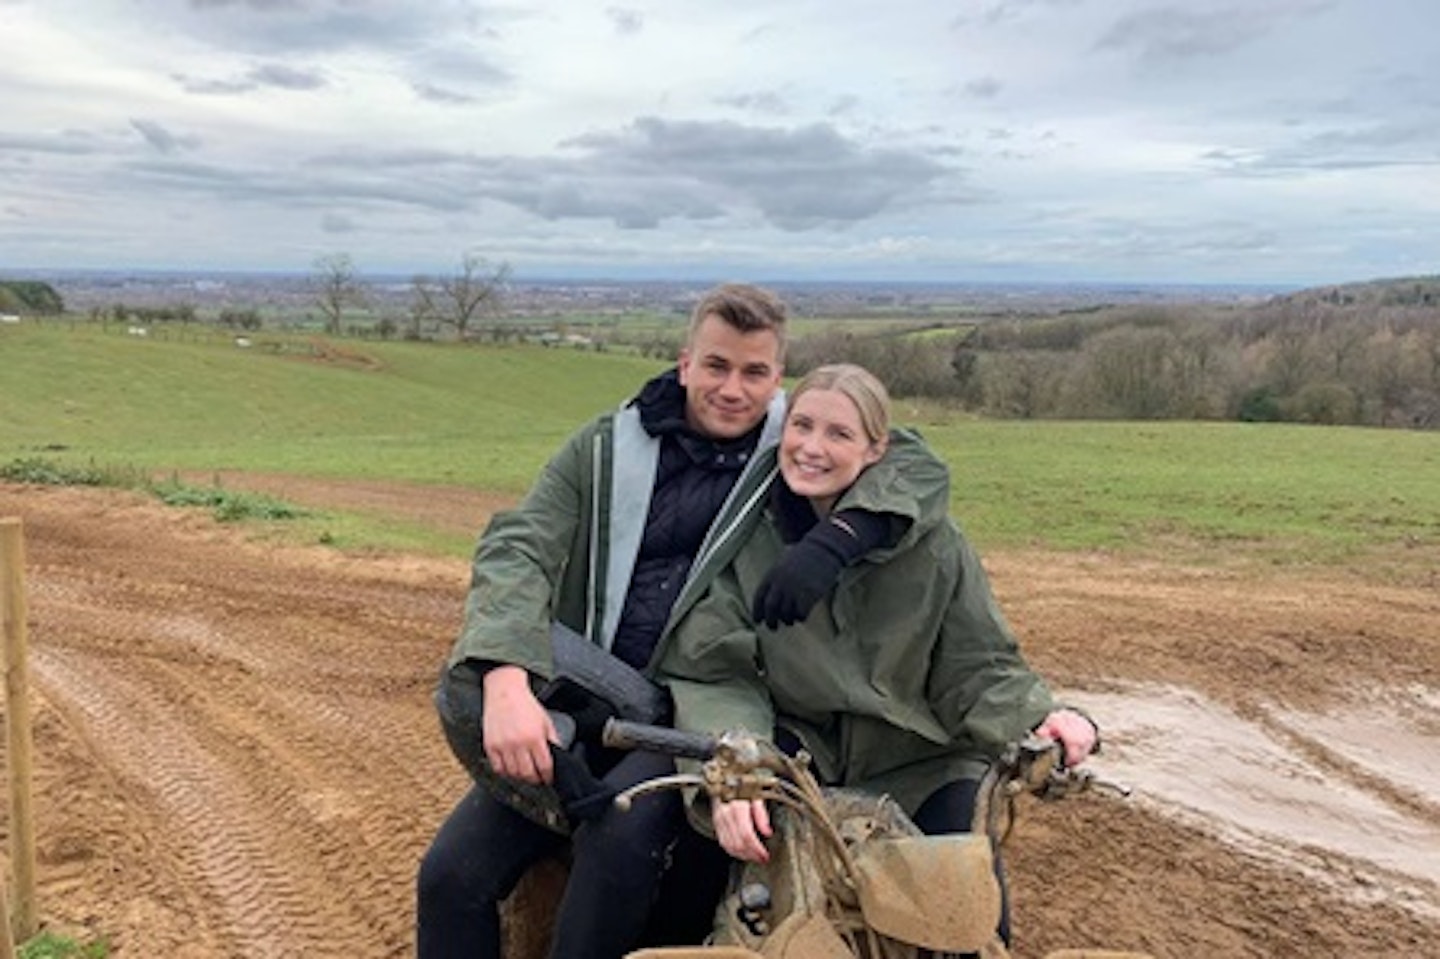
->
xmin=788 ymin=363 xmax=891 ymax=446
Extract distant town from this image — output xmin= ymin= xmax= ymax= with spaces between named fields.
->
xmin=8 ymin=267 xmax=1293 ymax=323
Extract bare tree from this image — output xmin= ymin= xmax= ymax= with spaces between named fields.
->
xmin=984 ymin=350 xmax=1065 ymax=419
xmin=408 ymin=274 xmax=439 ymax=340
xmin=312 ymin=253 xmax=364 ymax=335
xmin=437 ymin=253 xmax=510 ymax=340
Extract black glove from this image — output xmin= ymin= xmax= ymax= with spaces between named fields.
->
xmin=550 ymin=744 xmax=617 ymax=824
xmin=751 ymin=509 xmax=892 ymax=628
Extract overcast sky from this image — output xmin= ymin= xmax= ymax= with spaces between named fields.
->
xmin=2 ymin=0 xmax=1437 ymax=286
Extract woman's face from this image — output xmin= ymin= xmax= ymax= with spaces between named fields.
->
xmin=780 ymin=387 xmax=885 ymax=513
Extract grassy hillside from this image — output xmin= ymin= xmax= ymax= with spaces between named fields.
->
xmin=0 ymin=323 xmax=663 ymax=492
xmin=3 ymin=321 xmax=1437 ymax=565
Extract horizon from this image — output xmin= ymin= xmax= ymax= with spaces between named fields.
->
xmin=1 ymin=263 xmax=1358 ymax=296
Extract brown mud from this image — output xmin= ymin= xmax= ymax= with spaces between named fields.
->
xmin=0 ymin=480 xmax=1435 ymax=958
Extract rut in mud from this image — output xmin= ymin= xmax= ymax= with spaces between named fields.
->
xmin=1 ymin=480 xmax=1436 ymax=958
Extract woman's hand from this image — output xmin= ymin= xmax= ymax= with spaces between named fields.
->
xmin=713 ymin=798 xmax=773 ymax=863
xmin=1034 ymin=708 xmax=1099 ymax=768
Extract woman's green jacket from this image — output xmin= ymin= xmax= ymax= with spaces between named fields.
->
xmin=657 ymin=447 xmax=1056 ymax=816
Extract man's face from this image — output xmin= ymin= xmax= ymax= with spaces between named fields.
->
xmin=677 ymin=314 xmax=784 ymax=440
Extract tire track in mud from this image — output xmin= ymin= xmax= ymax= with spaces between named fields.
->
xmin=36 ymin=648 xmax=321 ymax=956
xmin=18 ymin=492 xmax=469 ymax=957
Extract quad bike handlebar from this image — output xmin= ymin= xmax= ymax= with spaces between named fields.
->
xmin=602 ymin=718 xmax=1131 ymax=844
xmin=975 ymin=734 xmax=1131 ymax=844
xmin=601 ymin=718 xmax=718 ymax=761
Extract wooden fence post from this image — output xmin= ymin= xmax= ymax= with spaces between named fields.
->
xmin=0 ymin=881 xmax=12 ymax=959
xmin=0 ymin=517 xmax=37 ymax=948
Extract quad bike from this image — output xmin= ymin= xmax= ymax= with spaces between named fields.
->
xmin=598 ymin=719 xmax=1147 ymax=959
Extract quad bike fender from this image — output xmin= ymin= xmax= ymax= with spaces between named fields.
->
xmin=852 ymin=833 xmax=1002 ymax=953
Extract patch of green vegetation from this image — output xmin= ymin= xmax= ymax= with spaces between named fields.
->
xmin=19 ymin=931 xmax=109 ymax=959
xmin=0 ymin=457 xmax=147 ymax=488
xmin=148 ymin=478 xmax=308 ymax=522
xmin=2 ymin=456 xmax=307 ymax=524
xmin=0 ymin=457 xmax=109 ymax=486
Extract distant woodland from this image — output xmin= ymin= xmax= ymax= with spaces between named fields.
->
xmin=0 ymin=280 xmax=65 ymax=315
xmin=784 ymin=277 xmax=1440 ymax=430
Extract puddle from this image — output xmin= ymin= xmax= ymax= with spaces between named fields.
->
xmin=1065 ymin=683 xmax=1440 ymax=917
xmin=1269 ymin=696 xmax=1440 ymax=808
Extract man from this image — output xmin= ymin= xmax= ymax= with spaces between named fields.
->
xmin=417 ymin=283 xmax=948 ymax=959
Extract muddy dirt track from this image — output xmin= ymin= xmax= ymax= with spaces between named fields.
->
xmin=1 ymin=480 xmax=1436 ymax=958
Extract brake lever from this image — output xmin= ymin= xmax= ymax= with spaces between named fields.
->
xmin=613 ymin=773 xmax=706 ymax=811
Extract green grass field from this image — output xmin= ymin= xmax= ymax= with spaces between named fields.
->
xmin=3 ymin=321 xmax=1437 ymax=567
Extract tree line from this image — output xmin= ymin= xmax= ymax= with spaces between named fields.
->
xmin=0 ymin=280 xmax=64 ymax=315
xmin=783 ymin=291 xmax=1440 ymax=429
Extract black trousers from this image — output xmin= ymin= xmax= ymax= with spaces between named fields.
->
xmin=417 ymin=748 xmax=724 ymax=959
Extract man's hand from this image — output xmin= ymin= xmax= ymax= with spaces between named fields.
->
xmin=1034 ymin=708 xmax=1099 ymax=768
xmin=713 ymin=798 xmax=772 ymax=863
xmin=482 ymin=665 xmax=559 ymax=784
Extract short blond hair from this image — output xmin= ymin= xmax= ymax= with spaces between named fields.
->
xmin=686 ymin=283 xmax=788 ymax=361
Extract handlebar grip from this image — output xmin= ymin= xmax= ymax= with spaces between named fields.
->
xmin=602 ymin=718 xmax=717 ymax=760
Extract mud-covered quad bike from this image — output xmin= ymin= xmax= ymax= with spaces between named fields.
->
xmin=596 ymin=719 xmax=1147 ymax=959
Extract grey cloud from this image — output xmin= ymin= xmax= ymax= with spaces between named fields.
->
xmin=0 ymin=131 xmax=110 ymax=156
xmin=985 ymin=0 xmax=1086 ymax=25
xmin=952 ymin=0 xmax=1085 ymax=28
xmin=306 ymin=148 xmax=724 ymax=227
xmin=715 ymin=91 xmax=791 ymax=115
xmin=248 ymin=63 xmax=326 ymax=90
xmin=176 ymin=0 xmax=508 ymax=56
xmin=606 ymin=7 xmax=644 ymax=35
xmin=190 ymin=0 xmax=304 ymax=9
xmin=964 ymin=77 xmax=1002 ymax=99
xmin=119 ymin=155 xmax=471 ymax=213
xmin=295 ymin=118 xmax=956 ymax=231
xmin=130 ymin=119 xmax=201 ymax=155
xmin=1095 ymin=3 xmax=1329 ymax=65
xmin=321 ymin=212 xmax=358 ymax=233
xmin=491 ymin=175 xmax=721 ymax=230
xmin=176 ymin=75 xmax=256 ymax=94
xmin=562 ymin=117 xmax=954 ymax=230
xmin=416 ymin=44 xmax=511 ymax=89
xmin=1206 ymin=121 xmax=1440 ymax=174
xmin=412 ymin=82 xmax=479 ymax=105
xmin=175 ymin=62 xmax=327 ymax=94
xmin=83 ymin=116 xmax=954 ymax=235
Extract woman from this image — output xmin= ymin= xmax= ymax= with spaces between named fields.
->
xmin=656 ymin=363 xmax=1097 ymax=941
